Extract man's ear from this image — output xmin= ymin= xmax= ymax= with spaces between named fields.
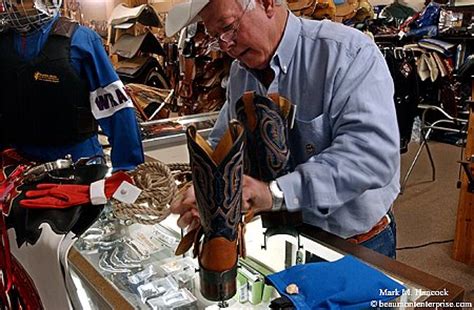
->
xmin=260 ymin=0 xmax=276 ymax=17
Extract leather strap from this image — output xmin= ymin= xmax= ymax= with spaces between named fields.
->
xmin=347 ymin=213 xmax=391 ymax=244
xmin=238 ymin=222 xmax=246 ymax=258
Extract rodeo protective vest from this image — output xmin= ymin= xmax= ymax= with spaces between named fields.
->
xmin=0 ymin=17 xmax=97 ymax=146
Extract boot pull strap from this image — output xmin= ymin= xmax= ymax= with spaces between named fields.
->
xmin=243 ymin=208 xmax=255 ymax=224
xmin=228 ymin=119 xmax=244 ymax=141
xmin=238 ymin=222 xmax=247 ymax=258
xmin=268 ymin=93 xmax=293 ymax=120
xmin=186 ymin=125 xmax=214 ymax=157
xmin=192 ymin=227 xmax=203 ymax=258
xmin=242 ymin=92 xmax=257 ymax=130
xmin=175 ymin=227 xmax=197 ymax=255
xmin=279 ymin=96 xmax=293 ymax=120
xmin=212 ymin=120 xmax=243 ymax=164
xmin=174 ymin=226 xmax=203 ymax=256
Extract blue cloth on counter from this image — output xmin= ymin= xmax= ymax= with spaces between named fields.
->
xmin=266 ymin=255 xmax=405 ymax=310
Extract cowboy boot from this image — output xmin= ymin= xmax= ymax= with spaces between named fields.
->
xmin=185 ymin=120 xmax=245 ymax=301
xmin=236 ymin=92 xmax=302 ymax=228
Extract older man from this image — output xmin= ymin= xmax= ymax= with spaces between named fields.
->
xmin=167 ymin=0 xmax=400 ymax=258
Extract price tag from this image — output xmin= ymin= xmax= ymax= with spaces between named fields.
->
xmin=113 ymin=181 xmax=142 ymax=204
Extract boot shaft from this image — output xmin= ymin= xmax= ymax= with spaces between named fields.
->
xmin=186 ymin=120 xmax=244 ymax=241
xmin=236 ymin=92 xmax=294 ymax=182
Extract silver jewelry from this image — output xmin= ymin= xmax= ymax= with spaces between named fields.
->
xmin=98 ymin=252 xmax=130 ymax=273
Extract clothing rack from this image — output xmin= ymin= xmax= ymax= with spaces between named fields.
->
xmin=377 ymin=39 xmax=472 ymax=193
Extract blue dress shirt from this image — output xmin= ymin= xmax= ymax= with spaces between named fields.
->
xmin=208 ymin=12 xmax=400 ymax=238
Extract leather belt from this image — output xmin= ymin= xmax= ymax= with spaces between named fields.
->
xmin=347 ymin=213 xmax=391 ymax=244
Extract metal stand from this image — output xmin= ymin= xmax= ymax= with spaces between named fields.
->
xmin=401 ymin=104 xmax=468 ymax=194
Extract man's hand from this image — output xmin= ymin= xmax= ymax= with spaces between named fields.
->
xmin=170 ymin=185 xmax=200 ymax=231
xmin=242 ymin=175 xmax=272 ymax=214
xmin=171 ymin=176 xmax=273 ymax=230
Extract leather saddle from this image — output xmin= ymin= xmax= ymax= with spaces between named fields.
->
xmin=288 ymin=0 xmax=337 ymax=20
xmin=334 ymin=0 xmax=359 ymax=23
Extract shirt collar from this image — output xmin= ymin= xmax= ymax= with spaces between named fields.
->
xmin=238 ymin=11 xmax=301 ymax=76
xmin=271 ymin=11 xmax=301 ymax=74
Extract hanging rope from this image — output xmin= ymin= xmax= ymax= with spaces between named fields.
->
xmin=112 ymin=161 xmax=180 ymax=225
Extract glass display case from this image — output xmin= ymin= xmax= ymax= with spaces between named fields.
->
xmin=138 ymin=111 xmax=219 ymax=164
xmin=67 ymin=208 xmax=465 ymax=310
xmin=68 ymin=211 xmax=199 ymax=309
xmin=141 ymin=111 xmax=219 ymax=151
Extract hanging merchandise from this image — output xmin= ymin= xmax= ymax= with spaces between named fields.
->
xmin=176 ymin=23 xmax=232 ymax=115
xmin=381 ymin=46 xmax=420 ymax=153
xmin=287 ymin=0 xmax=337 ymax=20
xmin=379 ymin=1 xmax=416 ymax=26
xmin=404 ymin=2 xmax=441 ymax=37
xmin=108 ymin=4 xmax=169 ymax=89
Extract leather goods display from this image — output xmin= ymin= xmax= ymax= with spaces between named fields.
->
xmin=176 ymin=23 xmax=232 ymax=115
xmin=126 ymin=83 xmax=173 ymax=122
xmin=116 ymin=55 xmax=169 ymax=89
xmin=287 ymin=0 xmax=336 ymax=20
xmin=108 ymin=3 xmax=169 ymax=89
xmin=178 ymin=121 xmax=245 ymax=303
xmin=334 ymin=0 xmax=359 ymax=22
xmin=235 ymin=92 xmax=302 ymax=229
xmin=111 ymin=32 xmax=164 ymax=59
xmin=288 ymin=0 xmax=374 ymax=24
xmin=108 ymin=3 xmax=162 ymax=28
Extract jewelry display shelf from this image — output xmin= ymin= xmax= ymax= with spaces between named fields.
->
xmin=67 ymin=213 xmax=465 ymax=309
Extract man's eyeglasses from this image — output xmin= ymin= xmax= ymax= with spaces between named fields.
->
xmin=207 ymin=1 xmax=251 ymax=52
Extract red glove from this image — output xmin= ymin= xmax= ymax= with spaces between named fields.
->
xmin=20 ymin=171 xmax=133 ymax=209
